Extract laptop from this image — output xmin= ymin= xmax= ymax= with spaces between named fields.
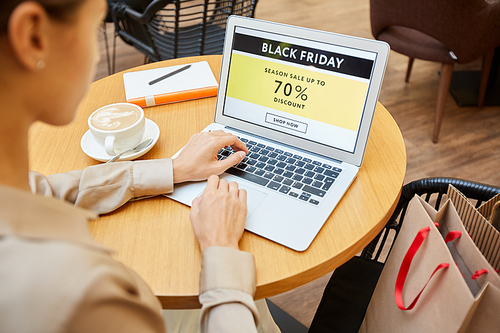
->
xmin=167 ymin=16 xmax=389 ymax=251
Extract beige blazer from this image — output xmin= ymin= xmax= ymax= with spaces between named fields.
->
xmin=0 ymin=159 xmax=259 ymax=332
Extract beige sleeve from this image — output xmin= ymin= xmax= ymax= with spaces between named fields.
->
xmin=28 ymin=159 xmax=174 ymax=215
xmin=199 ymin=246 xmax=260 ymax=333
xmin=65 ymin=264 xmax=165 ymax=333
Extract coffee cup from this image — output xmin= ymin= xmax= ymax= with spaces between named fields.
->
xmin=88 ymin=103 xmax=145 ymax=156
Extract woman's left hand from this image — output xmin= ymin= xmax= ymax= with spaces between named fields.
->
xmin=172 ymin=130 xmax=249 ymax=184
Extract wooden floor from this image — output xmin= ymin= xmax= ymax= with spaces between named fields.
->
xmin=95 ymin=0 xmax=500 ymax=328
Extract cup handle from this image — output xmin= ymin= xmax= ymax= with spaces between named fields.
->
xmin=105 ymin=136 xmax=116 ymax=156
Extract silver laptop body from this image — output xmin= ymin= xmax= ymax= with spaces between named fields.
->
xmin=167 ymin=16 xmax=389 ymax=251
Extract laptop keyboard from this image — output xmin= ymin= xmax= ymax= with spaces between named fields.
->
xmin=217 ymin=136 xmax=343 ymax=206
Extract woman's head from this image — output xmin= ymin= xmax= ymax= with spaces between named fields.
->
xmin=1 ymin=1 xmax=86 ymax=34
xmin=0 ymin=0 xmax=107 ymax=126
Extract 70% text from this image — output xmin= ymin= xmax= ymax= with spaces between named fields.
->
xmin=274 ymin=80 xmax=308 ymax=101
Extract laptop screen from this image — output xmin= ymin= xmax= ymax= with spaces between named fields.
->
xmin=222 ymin=26 xmax=377 ymax=154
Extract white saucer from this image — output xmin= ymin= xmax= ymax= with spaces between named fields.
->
xmin=81 ymin=118 xmax=160 ymax=162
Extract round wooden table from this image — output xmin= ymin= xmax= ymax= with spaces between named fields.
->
xmin=29 ymin=55 xmax=406 ymax=309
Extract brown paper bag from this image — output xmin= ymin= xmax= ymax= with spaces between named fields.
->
xmin=448 ymin=185 xmax=500 ymax=270
xmin=358 ymin=195 xmax=500 ymax=333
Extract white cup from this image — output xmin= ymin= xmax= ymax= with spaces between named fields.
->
xmin=88 ymin=103 xmax=145 ymax=156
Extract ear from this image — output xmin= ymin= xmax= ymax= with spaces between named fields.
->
xmin=7 ymin=2 xmax=51 ymax=71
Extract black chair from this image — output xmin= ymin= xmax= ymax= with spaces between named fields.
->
xmin=102 ymin=0 xmax=151 ymax=75
xmin=109 ymin=0 xmax=258 ymax=62
xmin=308 ymin=177 xmax=500 ymax=333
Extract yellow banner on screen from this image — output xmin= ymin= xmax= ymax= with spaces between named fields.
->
xmin=226 ymin=53 xmax=368 ymax=132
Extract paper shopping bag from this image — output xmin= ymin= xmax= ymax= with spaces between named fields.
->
xmin=358 ymin=195 xmax=500 ymax=333
xmin=447 ymin=185 xmax=500 ymax=271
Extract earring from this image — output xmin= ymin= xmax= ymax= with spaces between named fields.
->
xmin=36 ymin=60 xmax=45 ymax=69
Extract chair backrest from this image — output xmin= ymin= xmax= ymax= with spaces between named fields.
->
xmin=362 ymin=177 xmax=500 ymax=261
xmin=111 ymin=0 xmax=258 ymax=61
xmin=370 ymin=0 xmax=500 ymax=63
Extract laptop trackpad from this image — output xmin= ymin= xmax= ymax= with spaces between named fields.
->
xmin=238 ymin=185 xmax=267 ymax=219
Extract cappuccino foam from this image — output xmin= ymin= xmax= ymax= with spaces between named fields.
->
xmin=91 ymin=106 xmax=141 ymax=131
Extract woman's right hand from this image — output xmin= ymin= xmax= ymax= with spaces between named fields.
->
xmin=172 ymin=130 xmax=248 ymax=184
xmin=189 ymin=175 xmax=248 ymax=251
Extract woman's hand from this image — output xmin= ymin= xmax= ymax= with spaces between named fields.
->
xmin=172 ymin=130 xmax=248 ymax=184
xmin=190 ymin=175 xmax=247 ymax=251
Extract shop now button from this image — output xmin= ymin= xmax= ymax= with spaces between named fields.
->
xmin=265 ymin=113 xmax=308 ymax=133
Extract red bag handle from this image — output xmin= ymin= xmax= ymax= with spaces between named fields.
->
xmin=395 ymin=226 xmax=450 ymax=310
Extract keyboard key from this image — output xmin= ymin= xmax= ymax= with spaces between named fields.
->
xmin=268 ymin=159 xmax=278 ymax=165
xmin=303 ymin=158 xmax=312 ymax=163
xmin=313 ymin=166 xmax=325 ymax=173
xmin=267 ymin=181 xmax=281 ymax=190
xmin=264 ymin=165 xmax=275 ymax=172
xmin=299 ymin=193 xmax=311 ymax=201
xmin=255 ymin=169 xmax=265 ymax=176
xmin=264 ymin=172 xmax=274 ymax=179
xmin=275 ymin=149 xmax=284 ymax=154
xmin=295 ymin=168 xmax=306 ymax=175
xmin=256 ymin=162 xmax=266 ymax=169
xmin=273 ymin=168 xmax=284 ymax=175
xmin=283 ymin=171 xmax=294 ymax=178
xmin=260 ymin=149 xmax=270 ymax=156
xmin=277 ymin=155 xmax=287 ymax=161
xmin=286 ymin=157 xmax=297 ymax=164
xmin=295 ymin=161 xmax=305 ymax=167
xmin=247 ymin=166 xmax=256 ymax=173
xmin=240 ymin=138 xmax=248 ymax=143
xmin=304 ymin=163 xmax=315 ymax=170
xmin=314 ymin=174 xmax=325 ymax=181
xmin=324 ymin=169 xmax=339 ymax=178
xmin=257 ymin=143 xmax=266 ymax=148
xmin=266 ymin=146 xmax=275 ymax=151
xmin=279 ymin=185 xmax=291 ymax=194
xmin=303 ymin=185 xmax=326 ymax=197
xmin=268 ymin=152 xmax=278 ymax=158
xmin=258 ymin=156 xmax=269 ymax=162
xmin=273 ymin=175 xmax=284 ymax=182
xmin=303 ymin=178 xmax=313 ymax=185
xmin=285 ymin=164 xmax=296 ymax=172
xmin=305 ymin=171 xmax=315 ymax=178
xmin=292 ymin=174 xmax=303 ymax=181
xmin=236 ymin=162 xmax=247 ymax=170
xmin=312 ymin=160 xmax=322 ymax=166
xmin=333 ymin=167 xmax=342 ymax=172
xmin=322 ymin=178 xmax=334 ymax=191
xmin=322 ymin=164 xmax=332 ymax=169
xmin=249 ymin=153 xmax=260 ymax=159
xmin=221 ymin=150 xmax=231 ymax=156
xmin=283 ymin=178 xmax=293 ymax=185
xmin=293 ymin=182 xmax=304 ymax=189
xmin=293 ymin=154 xmax=303 ymax=160
xmin=289 ymin=191 xmax=299 ymax=198
xmin=247 ymin=159 xmax=257 ymax=165
xmin=312 ymin=181 xmax=323 ymax=188
xmin=309 ymin=199 xmax=320 ymax=205
xmin=226 ymin=168 xmax=269 ymax=186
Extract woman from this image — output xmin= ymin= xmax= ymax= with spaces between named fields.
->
xmin=0 ymin=0 xmax=279 ymax=332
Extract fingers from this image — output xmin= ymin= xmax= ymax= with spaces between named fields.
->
xmin=209 ymin=130 xmax=249 ymax=154
xmin=218 ymin=150 xmax=245 ymax=170
xmin=205 ymin=174 xmax=220 ymax=192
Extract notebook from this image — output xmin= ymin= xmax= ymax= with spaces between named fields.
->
xmin=123 ymin=61 xmax=218 ymax=107
xmin=167 ymin=16 xmax=390 ymax=251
